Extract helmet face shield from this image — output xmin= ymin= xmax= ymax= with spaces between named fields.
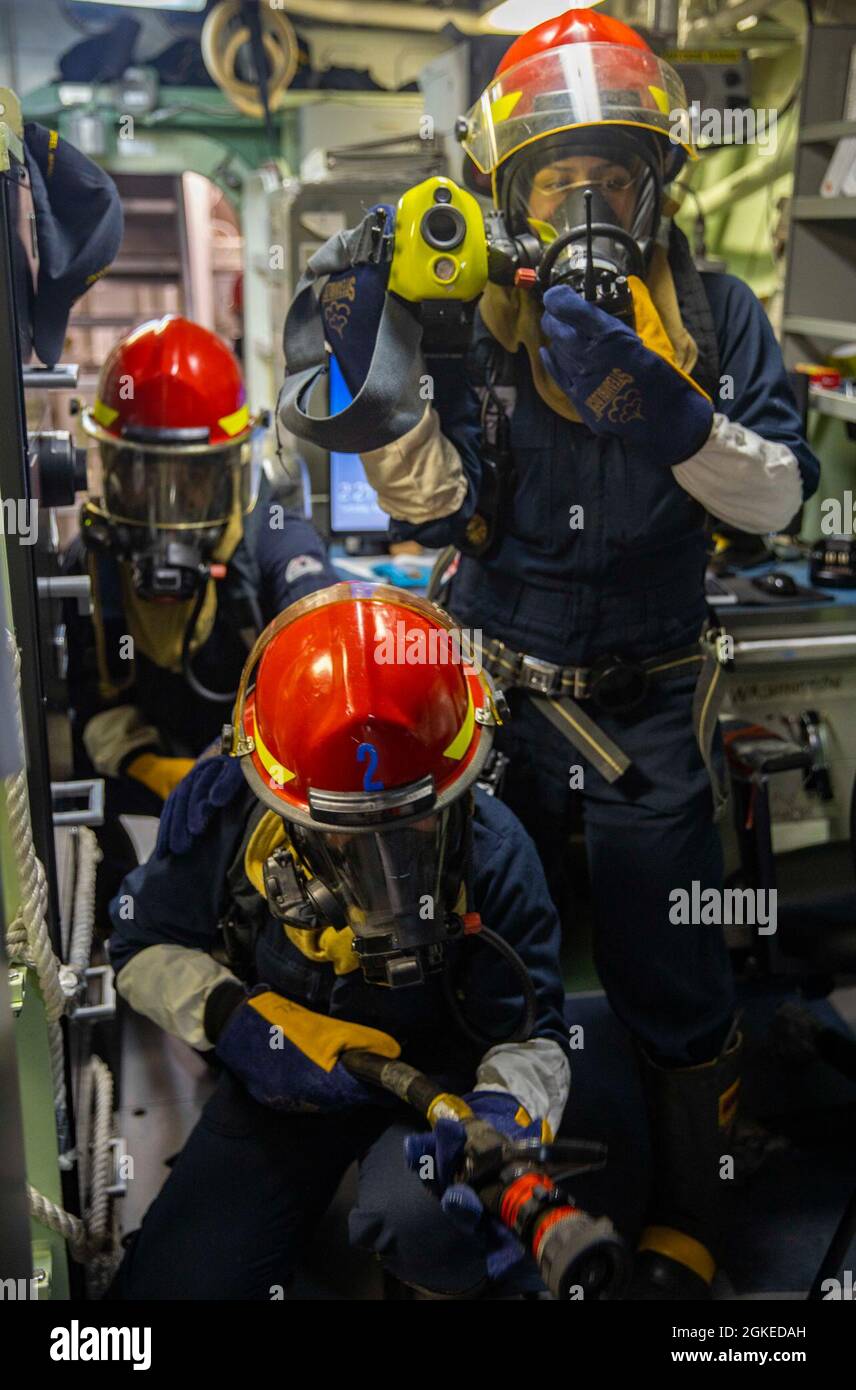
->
xmin=100 ymin=442 xmax=240 ymax=528
xmin=294 ymin=800 xmax=467 ymax=942
xmin=460 ymin=42 xmax=692 ymax=178
xmin=289 ymin=797 xmax=470 ymax=986
xmin=99 ymin=440 xmax=249 ymax=531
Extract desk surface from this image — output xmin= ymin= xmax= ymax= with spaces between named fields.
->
xmin=719 ymin=558 xmax=856 ymax=642
xmin=733 ymin=558 xmax=855 ymax=606
xmin=328 ymin=549 xmax=856 ymax=643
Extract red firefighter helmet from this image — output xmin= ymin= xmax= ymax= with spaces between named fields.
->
xmin=495 ymin=7 xmax=650 ymax=75
xmin=228 ymin=584 xmax=502 ymax=983
xmin=227 ymin=583 xmax=505 ymax=989
xmin=459 ymin=6 xmax=693 ymax=190
xmin=229 ymin=582 xmax=498 ymax=828
xmin=82 ymin=315 xmax=258 ymax=534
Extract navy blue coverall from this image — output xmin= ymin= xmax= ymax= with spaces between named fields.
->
xmin=106 ymin=783 xmax=569 ymax=1299
xmin=390 ymin=272 xmax=820 ymax=1067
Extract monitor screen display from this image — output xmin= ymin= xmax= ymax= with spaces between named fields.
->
xmin=328 ymin=357 xmax=389 ymax=536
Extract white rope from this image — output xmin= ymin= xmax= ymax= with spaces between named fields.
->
xmin=3 ymin=632 xmax=68 ymax=1131
xmin=28 ymin=1055 xmax=118 ymax=1268
xmin=4 ymin=639 xmax=119 ymax=1274
xmin=68 ymin=826 xmax=101 ymax=975
xmin=27 ymin=1184 xmax=88 ymax=1260
xmin=85 ymin=1054 xmax=114 ymax=1247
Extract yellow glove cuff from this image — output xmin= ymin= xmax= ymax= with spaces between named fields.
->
xmin=248 ymin=991 xmax=401 ymax=1072
xmin=127 ymin=753 xmax=196 ymax=801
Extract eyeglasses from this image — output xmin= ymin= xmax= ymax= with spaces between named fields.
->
xmin=530 ymin=165 xmax=643 ymax=198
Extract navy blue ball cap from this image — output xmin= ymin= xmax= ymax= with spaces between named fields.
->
xmin=23 ymin=122 xmax=124 ymax=367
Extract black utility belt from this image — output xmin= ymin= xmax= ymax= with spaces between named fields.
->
xmin=482 ymin=637 xmax=704 ymax=716
xmin=481 ymin=629 xmax=729 ymax=816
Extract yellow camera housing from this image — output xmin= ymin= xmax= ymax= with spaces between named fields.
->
xmin=388 ymin=176 xmax=488 ymax=304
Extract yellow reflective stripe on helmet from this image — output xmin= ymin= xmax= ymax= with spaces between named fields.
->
xmin=252 ymin=708 xmax=296 ymax=787
xmin=648 ymin=85 xmax=671 ymax=115
xmin=92 ymin=398 xmax=119 ymax=429
xmin=219 ymin=403 xmax=250 ymax=437
xmin=443 ymin=685 xmax=475 ymax=760
xmin=491 ymin=90 xmax=523 ymax=124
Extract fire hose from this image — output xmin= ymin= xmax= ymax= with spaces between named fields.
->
xmin=341 ymin=1049 xmax=628 ymax=1300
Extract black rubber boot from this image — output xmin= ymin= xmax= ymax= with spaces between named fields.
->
xmin=629 ymin=1031 xmax=742 ymax=1301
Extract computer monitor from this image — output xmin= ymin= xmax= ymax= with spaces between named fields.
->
xmin=328 ymin=356 xmax=389 ymax=537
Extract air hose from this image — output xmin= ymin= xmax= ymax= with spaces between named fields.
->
xmin=444 ymin=923 xmax=538 ymax=1048
xmin=181 ymin=578 xmax=239 ymax=705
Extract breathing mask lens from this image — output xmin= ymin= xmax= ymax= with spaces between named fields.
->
xmin=525 ymin=155 xmax=646 ymax=230
xmin=294 ymin=801 xmax=468 ymax=987
xmin=100 ymin=441 xmax=241 ymax=530
xmin=502 ymin=135 xmax=662 ymax=312
xmin=512 ymin=148 xmax=655 ymax=249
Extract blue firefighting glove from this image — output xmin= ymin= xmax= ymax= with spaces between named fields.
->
xmin=156 ymin=753 xmax=245 ymax=859
xmin=215 ymin=987 xmax=401 ymax=1112
xmin=539 ymin=280 xmax=714 ymax=467
xmin=404 ymin=1091 xmax=543 ymax=1282
xmin=321 ymin=203 xmax=395 ymax=397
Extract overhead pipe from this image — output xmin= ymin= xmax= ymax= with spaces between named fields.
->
xmin=691 ymin=135 xmax=792 ymax=218
xmin=275 ymin=0 xmax=500 ymax=36
xmin=683 ymin=0 xmax=788 ymax=43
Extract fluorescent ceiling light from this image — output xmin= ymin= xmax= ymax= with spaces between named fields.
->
xmin=736 ymin=14 xmax=759 ymax=30
xmin=75 ymin=1 xmax=206 ymax=11
xmin=485 ymin=0 xmax=604 ymax=33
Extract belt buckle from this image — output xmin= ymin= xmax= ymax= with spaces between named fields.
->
xmin=520 ymin=654 xmax=561 ymax=696
xmin=588 ymin=655 xmax=649 ymax=714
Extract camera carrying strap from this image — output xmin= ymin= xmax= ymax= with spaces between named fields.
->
xmin=279 ymin=208 xmax=427 ymax=454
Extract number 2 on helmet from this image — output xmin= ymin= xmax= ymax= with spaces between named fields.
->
xmin=357 ymin=742 xmax=384 ymax=792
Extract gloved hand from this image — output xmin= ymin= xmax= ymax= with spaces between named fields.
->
xmin=215 ymin=987 xmax=401 ymax=1111
xmin=539 ymin=280 xmax=714 ymax=467
xmin=126 ymin=752 xmax=195 ymax=802
xmin=156 ymin=753 xmax=245 ymax=858
xmin=321 ymin=203 xmax=394 ymax=396
xmin=404 ymin=1091 xmax=543 ymax=1282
